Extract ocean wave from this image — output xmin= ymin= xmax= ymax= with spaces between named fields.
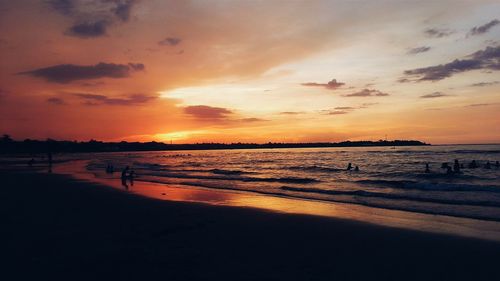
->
xmin=247 ymin=159 xmax=276 ymax=163
xmin=366 ymin=150 xmax=439 ymax=154
xmin=286 ymin=165 xmax=342 ymax=173
xmin=131 ymin=162 xmax=168 ymax=170
xmin=280 ymin=186 xmax=500 ymax=208
xmin=141 ymin=171 xmax=319 ymax=184
xmin=356 ymin=179 xmax=500 ymax=193
xmin=210 ymin=169 xmax=246 ymax=175
xmin=144 ymin=179 xmax=500 ymax=222
xmin=451 ymin=150 xmax=500 ymax=154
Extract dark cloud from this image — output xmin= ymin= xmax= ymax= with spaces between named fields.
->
xmin=159 ymin=37 xmax=182 ymax=46
xmin=407 ymin=46 xmax=431 ymax=55
xmin=424 ymin=28 xmax=453 ymax=38
xmin=47 ymin=97 xmax=65 ymax=105
xmin=19 ymin=62 xmax=145 ymax=83
xmin=343 ymin=89 xmax=389 ymax=97
xmin=361 ymin=102 xmax=378 ymax=107
xmin=128 ymin=63 xmax=145 ymax=71
xmin=469 ymin=19 xmax=500 ymax=36
xmin=75 ymin=93 xmax=156 ymax=106
xmin=66 ymin=20 xmax=110 ymax=38
xmin=420 ymin=92 xmax=449 ymax=98
xmin=113 ymin=0 xmax=136 ymax=22
xmin=47 ymin=0 xmax=76 ymax=16
xmin=334 ymin=106 xmax=355 ymax=110
xmin=48 ymin=0 xmax=138 ymax=38
xmin=321 ymin=104 xmax=373 ymax=115
xmin=402 ymin=46 xmax=500 ymax=82
xmin=301 ymin=79 xmax=345 ymax=90
xmin=183 ymin=105 xmax=233 ymax=119
xmin=327 ymin=110 xmax=349 ymax=115
xmin=466 ymin=103 xmax=495 ymax=107
xmin=471 ymin=46 xmax=500 ymax=63
xmin=238 ymin=118 xmax=268 ymax=122
xmin=321 ymin=105 xmax=360 ymax=115
xmin=470 ymin=81 xmax=500 ymax=87
xmin=279 ymin=111 xmax=304 ymax=115
xmin=404 ymin=59 xmax=483 ymax=81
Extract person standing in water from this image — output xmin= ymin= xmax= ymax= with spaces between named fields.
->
xmin=121 ymin=166 xmax=130 ymax=179
xmin=129 ymin=169 xmax=136 ymax=186
xmin=446 ymin=166 xmax=453 ymax=175
xmin=468 ymin=160 xmax=478 ymax=169
xmin=346 ymin=163 xmax=353 ymax=170
xmin=425 ymin=163 xmax=430 ymax=173
xmin=453 ymin=159 xmax=460 ymax=173
xmin=121 ymin=166 xmax=130 ymax=189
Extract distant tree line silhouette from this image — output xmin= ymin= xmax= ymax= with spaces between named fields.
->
xmin=0 ymin=134 xmax=428 ymax=154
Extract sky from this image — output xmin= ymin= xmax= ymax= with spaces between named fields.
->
xmin=0 ymin=0 xmax=499 ymax=144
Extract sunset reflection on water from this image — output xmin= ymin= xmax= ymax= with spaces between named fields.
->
xmin=54 ymin=160 xmax=500 ymax=242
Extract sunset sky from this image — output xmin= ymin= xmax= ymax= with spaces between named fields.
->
xmin=1 ymin=0 xmax=499 ymax=144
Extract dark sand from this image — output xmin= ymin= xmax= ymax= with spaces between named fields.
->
xmin=2 ymin=168 xmax=500 ymax=281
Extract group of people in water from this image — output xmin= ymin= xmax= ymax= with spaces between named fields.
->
xmin=105 ymin=158 xmax=498 ymax=185
xmin=105 ymin=164 xmax=136 ymax=189
xmin=27 ymin=151 xmax=53 ymax=172
xmin=425 ymin=159 xmax=500 ymax=175
xmin=346 ymin=163 xmax=360 ymax=171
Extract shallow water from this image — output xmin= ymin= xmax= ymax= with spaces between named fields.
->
xmin=78 ymin=144 xmax=500 ymax=221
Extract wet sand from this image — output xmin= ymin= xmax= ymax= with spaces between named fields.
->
xmin=2 ymin=167 xmax=500 ymax=281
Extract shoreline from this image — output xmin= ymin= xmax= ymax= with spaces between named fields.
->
xmin=55 ymin=160 xmax=500 ymax=242
xmin=3 ymin=166 xmax=500 ymax=280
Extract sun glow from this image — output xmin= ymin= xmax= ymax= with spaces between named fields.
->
xmin=153 ymin=130 xmax=210 ymax=143
xmin=0 ymin=0 xmax=499 ymax=144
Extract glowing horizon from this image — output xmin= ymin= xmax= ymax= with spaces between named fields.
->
xmin=1 ymin=0 xmax=499 ymax=144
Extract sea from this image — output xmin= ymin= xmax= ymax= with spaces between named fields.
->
xmin=82 ymin=144 xmax=500 ymax=222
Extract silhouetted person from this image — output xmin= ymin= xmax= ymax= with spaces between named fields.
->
xmin=468 ymin=160 xmax=478 ymax=169
xmin=129 ymin=170 xmax=136 ymax=186
xmin=121 ymin=166 xmax=130 ymax=190
xmin=495 ymin=161 xmax=500 ymax=168
xmin=446 ymin=166 xmax=453 ymax=175
xmin=453 ymin=159 xmax=460 ymax=173
xmin=347 ymin=163 xmax=353 ymax=170
xmin=354 ymin=166 xmax=359 ymax=172
xmin=28 ymin=158 xmax=34 ymax=167
xmin=121 ymin=177 xmax=129 ymax=190
xmin=121 ymin=166 xmax=130 ymax=179
xmin=485 ymin=161 xmax=491 ymax=169
xmin=425 ymin=163 xmax=430 ymax=173
xmin=441 ymin=162 xmax=449 ymax=169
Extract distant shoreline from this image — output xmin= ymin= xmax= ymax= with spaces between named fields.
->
xmin=0 ymin=138 xmax=428 ymax=154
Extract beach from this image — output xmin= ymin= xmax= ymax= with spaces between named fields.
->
xmin=2 ymin=165 xmax=500 ymax=281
